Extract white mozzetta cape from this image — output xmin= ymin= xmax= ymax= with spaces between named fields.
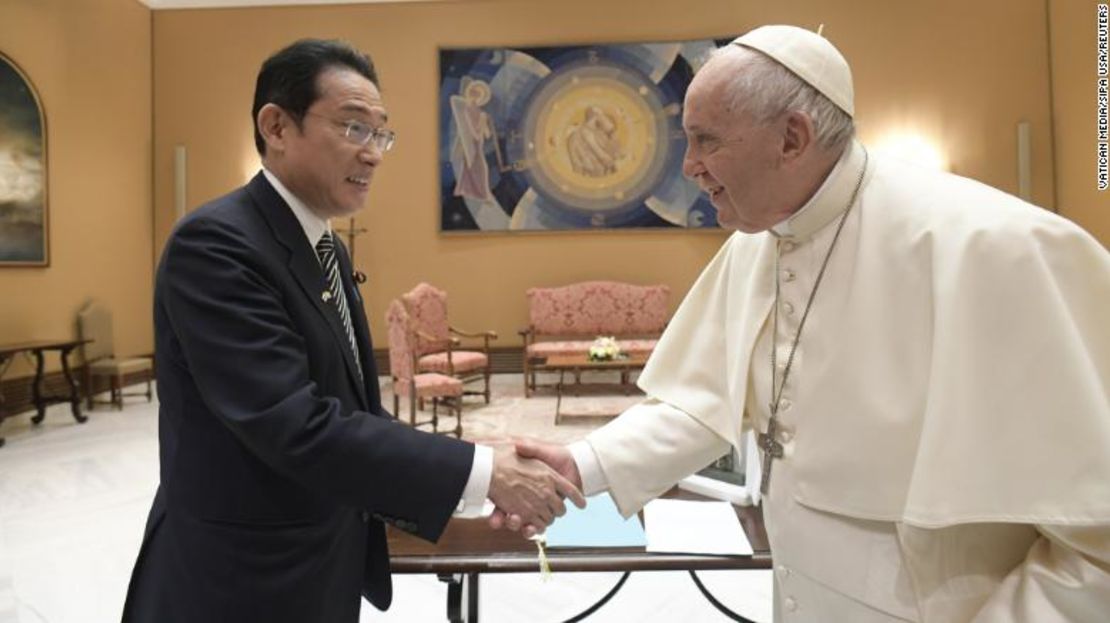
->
xmin=636 ymin=141 xmax=1110 ymax=527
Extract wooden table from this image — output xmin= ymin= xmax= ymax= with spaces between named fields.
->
xmin=543 ymin=353 xmax=649 ymax=424
xmin=0 ymin=339 xmax=90 ymax=448
xmin=387 ymin=488 xmax=770 ymax=622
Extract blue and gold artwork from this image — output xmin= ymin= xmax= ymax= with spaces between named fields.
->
xmin=439 ymin=38 xmax=731 ymax=231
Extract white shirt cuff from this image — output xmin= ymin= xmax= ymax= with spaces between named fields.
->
xmin=569 ymin=440 xmax=608 ymax=497
xmin=455 ymin=444 xmax=493 ymax=517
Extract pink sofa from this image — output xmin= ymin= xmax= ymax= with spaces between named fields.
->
xmin=519 ymin=281 xmax=670 ymax=396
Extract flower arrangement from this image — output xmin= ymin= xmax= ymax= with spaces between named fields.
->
xmin=587 ymin=336 xmax=623 ymax=361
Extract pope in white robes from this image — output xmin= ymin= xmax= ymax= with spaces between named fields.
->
xmin=494 ymin=24 xmax=1110 ymax=622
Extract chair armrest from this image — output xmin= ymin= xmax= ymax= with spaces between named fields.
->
xmin=450 ymin=326 xmax=498 ymax=351
xmin=416 ymin=329 xmax=457 ymax=352
xmin=518 ymin=326 xmax=537 ymax=351
xmin=416 ymin=329 xmax=458 ymax=373
xmin=449 ymin=327 xmax=497 ymax=339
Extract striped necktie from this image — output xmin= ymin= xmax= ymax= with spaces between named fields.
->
xmin=315 ymin=231 xmax=363 ymax=379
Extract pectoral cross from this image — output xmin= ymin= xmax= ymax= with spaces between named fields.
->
xmin=757 ymin=413 xmax=785 ymax=495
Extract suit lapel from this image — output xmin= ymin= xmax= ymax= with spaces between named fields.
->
xmin=245 ymin=173 xmax=369 ymax=409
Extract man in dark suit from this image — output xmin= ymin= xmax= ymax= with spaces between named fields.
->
xmin=122 ymin=39 xmax=583 ymax=622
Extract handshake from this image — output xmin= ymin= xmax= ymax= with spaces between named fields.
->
xmin=486 ymin=438 xmax=586 ymax=538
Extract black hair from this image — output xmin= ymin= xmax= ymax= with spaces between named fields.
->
xmin=251 ymin=38 xmax=378 ymax=156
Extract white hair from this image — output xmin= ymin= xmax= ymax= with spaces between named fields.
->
xmin=709 ymin=45 xmax=855 ymax=151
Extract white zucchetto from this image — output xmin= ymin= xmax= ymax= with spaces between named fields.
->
xmin=732 ymin=25 xmax=855 ymax=117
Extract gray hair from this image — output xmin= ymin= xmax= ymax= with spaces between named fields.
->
xmin=710 ymin=45 xmax=855 ymax=151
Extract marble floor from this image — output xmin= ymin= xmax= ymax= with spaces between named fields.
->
xmin=0 ymin=374 xmax=772 ymax=622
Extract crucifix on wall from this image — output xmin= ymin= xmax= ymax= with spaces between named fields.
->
xmin=334 ymin=217 xmax=368 ymax=284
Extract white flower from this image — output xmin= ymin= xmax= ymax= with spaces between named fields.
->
xmin=588 ymin=336 xmax=622 ymax=361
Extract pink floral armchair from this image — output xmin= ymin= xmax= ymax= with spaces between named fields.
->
xmin=385 ymin=299 xmax=464 ymax=437
xmin=519 ymin=281 xmax=670 ymax=396
xmin=401 ymin=282 xmax=497 ymax=404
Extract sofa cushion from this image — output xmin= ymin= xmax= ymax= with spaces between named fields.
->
xmin=395 ymin=373 xmax=464 ymax=398
xmin=417 ymin=351 xmax=488 ymax=374
xmin=526 ymin=339 xmax=659 ymax=358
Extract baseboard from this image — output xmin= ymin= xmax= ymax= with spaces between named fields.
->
xmin=372 ymin=346 xmax=525 ymax=375
xmin=0 ymin=365 xmax=153 ymax=420
xmin=2 ymin=349 xmax=524 ymax=419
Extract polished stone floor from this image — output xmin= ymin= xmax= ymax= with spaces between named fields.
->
xmin=0 ymin=375 xmax=771 ymax=622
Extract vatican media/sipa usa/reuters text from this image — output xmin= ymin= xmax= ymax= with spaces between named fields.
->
xmin=1098 ymin=4 xmax=1108 ymax=190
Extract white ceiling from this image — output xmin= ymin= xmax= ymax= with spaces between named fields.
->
xmin=138 ymin=0 xmax=455 ymax=8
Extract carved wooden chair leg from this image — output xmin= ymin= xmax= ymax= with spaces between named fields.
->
xmin=453 ymin=397 xmax=463 ymax=438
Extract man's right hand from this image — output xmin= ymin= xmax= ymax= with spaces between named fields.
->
xmin=488 ymin=438 xmax=585 ymax=534
xmin=515 ymin=438 xmax=582 ymax=490
xmin=487 ymin=444 xmax=586 ymax=537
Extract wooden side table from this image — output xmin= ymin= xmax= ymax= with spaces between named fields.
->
xmin=0 ymin=339 xmax=90 ymax=448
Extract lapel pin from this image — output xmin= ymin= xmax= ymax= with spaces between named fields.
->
xmin=322 ymin=291 xmax=333 ymax=302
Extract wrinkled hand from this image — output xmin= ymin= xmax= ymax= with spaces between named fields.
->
xmin=487 ymin=443 xmax=586 ymax=538
xmin=489 ymin=438 xmax=585 ymax=535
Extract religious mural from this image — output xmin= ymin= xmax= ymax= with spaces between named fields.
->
xmin=0 ymin=52 xmax=47 ymax=266
xmin=438 ymin=37 xmax=731 ymax=232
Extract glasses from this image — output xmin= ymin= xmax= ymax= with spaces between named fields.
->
xmin=305 ymin=112 xmax=396 ymax=152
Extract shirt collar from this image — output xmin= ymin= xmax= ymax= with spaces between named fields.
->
xmin=770 ymin=139 xmax=868 ymax=240
xmin=261 ymin=167 xmax=330 ymax=249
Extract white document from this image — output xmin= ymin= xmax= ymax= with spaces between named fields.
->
xmin=744 ymin=429 xmax=762 ymax=506
xmin=678 ymin=474 xmax=752 ymax=506
xmin=643 ymin=499 xmax=753 ymax=556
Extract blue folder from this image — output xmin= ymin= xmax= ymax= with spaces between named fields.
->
xmin=544 ymin=492 xmax=647 ymax=548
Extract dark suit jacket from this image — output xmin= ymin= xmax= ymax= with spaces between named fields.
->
xmin=122 ymin=173 xmax=474 ymax=622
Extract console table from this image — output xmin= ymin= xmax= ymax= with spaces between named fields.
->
xmin=0 ymin=339 xmax=90 ymax=448
xmin=388 ymin=487 xmax=770 ymax=622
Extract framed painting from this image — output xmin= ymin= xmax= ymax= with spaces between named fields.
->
xmin=0 ymin=51 xmax=48 ymax=266
xmin=439 ymin=37 xmax=731 ymax=232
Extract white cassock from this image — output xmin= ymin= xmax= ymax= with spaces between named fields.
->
xmin=570 ymin=140 xmax=1110 ymax=622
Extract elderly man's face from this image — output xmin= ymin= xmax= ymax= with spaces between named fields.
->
xmin=280 ymin=67 xmax=387 ymax=218
xmin=681 ymin=63 xmax=787 ymax=233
